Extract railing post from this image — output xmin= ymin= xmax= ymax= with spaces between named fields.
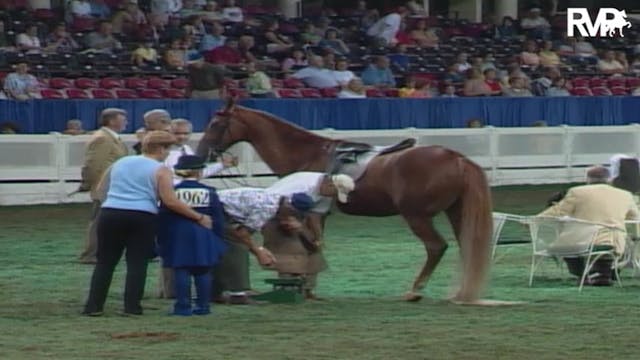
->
xmin=562 ymin=125 xmax=572 ymax=183
xmin=52 ymin=132 xmax=67 ymax=203
xmin=487 ymin=125 xmax=498 ymax=186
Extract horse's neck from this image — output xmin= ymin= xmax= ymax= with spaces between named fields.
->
xmin=246 ymin=116 xmax=332 ymax=175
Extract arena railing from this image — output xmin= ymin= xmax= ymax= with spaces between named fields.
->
xmin=1 ymin=124 xmax=639 ymax=205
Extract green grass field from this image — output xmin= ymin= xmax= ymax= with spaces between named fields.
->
xmin=2 ymin=184 xmax=640 ymax=360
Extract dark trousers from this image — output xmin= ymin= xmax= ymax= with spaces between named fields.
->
xmin=174 ymin=267 xmax=212 ymax=316
xmin=83 ymin=208 xmax=157 ymax=314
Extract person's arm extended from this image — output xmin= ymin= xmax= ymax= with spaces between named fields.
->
xmin=156 ymin=167 xmax=212 ymax=229
xmin=229 ymin=225 xmax=276 ymax=266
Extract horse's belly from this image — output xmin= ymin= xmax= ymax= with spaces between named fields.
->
xmin=336 ymin=190 xmax=398 ymax=216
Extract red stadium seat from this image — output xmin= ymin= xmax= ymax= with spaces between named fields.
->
xmin=125 ymin=77 xmax=147 ymax=89
xmin=270 ymin=79 xmax=284 ymax=88
xmin=570 ymin=87 xmax=593 ymax=96
xmin=74 ymin=78 xmax=99 ymax=89
xmin=101 ymin=78 xmax=124 ymax=89
xmin=571 ymin=78 xmax=589 ymax=88
xmin=138 ymin=89 xmax=164 ymax=99
xmin=277 ymin=88 xmax=303 ymax=98
xmin=49 ymin=78 xmax=73 ymax=89
xmin=610 ymin=86 xmax=628 ymax=96
xmin=385 ymin=88 xmax=400 ymax=97
xmin=626 ymin=77 xmax=640 ymax=90
xmin=147 ymin=78 xmax=171 ymax=89
xmin=114 ymin=88 xmax=138 ymax=99
xmin=366 ymin=88 xmax=386 ymax=97
xmin=607 ymin=77 xmax=626 ymax=88
xmin=300 ymin=88 xmax=322 ymax=98
xmin=171 ymin=78 xmax=190 ymax=89
xmin=321 ymin=87 xmax=339 ymax=98
xmin=90 ymin=88 xmax=115 ymax=99
xmin=65 ymin=88 xmax=91 ymax=99
xmin=162 ymin=88 xmax=186 ymax=99
xmin=589 ymin=78 xmax=607 ymax=88
xmin=40 ymin=89 xmax=65 ymax=99
xmin=283 ymin=78 xmax=305 ymax=88
xmin=224 ymin=79 xmax=240 ymax=88
xmin=591 ymin=87 xmax=612 ymax=96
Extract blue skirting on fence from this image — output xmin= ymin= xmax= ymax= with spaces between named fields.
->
xmin=2 ymin=97 xmax=640 ymax=134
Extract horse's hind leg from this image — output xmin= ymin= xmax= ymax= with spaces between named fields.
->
xmin=402 ymin=215 xmax=448 ymax=302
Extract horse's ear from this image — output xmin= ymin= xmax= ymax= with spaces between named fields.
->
xmin=224 ymin=95 xmax=237 ymax=112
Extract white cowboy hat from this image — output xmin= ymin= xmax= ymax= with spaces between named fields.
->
xmin=331 ymin=174 xmax=355 ymax=203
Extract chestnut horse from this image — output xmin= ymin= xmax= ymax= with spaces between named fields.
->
xmin=197 ymin=100 xmax=494 ymax=304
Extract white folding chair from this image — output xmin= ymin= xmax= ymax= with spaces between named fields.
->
xmin=527 ymin=216 xmax=624 ymax=292
xmin=492 ymin=212 xmax=527 ymax=260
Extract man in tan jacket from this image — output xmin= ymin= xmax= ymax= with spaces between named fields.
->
xmin=78 ymin=108 xmax=129 ymax=264
xmin=538 ymin=166 xmax=639 ymax=285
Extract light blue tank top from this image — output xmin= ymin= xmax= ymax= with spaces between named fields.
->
xmin=102 ymin=155 xmax=163 ymax=214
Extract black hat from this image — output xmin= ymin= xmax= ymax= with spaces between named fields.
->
xmin=174 ymin=155 xmax=206 ymax=170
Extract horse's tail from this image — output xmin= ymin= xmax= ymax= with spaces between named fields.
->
xmin=456 ymin=159 xmax=493 ymax=302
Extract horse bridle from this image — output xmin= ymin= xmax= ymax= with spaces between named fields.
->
xmin=206 ymin=110 xmax=233 ymax=161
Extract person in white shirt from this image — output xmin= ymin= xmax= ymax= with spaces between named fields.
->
xmin=292 ymin=55 xmax=340 ymax=88
xmin=222 ymin=0 xmax=243 ymax=22
xmin=366 ymin=8 xmax=407 ymax=46
xmin=338 ymin=77 xmax=367 ymax=98
xmin=16 ymin=24 xmax=42 ymax=54
xmin=332 ymin=58 xmax=355 ymax=86
xmin=166 ymin=118 xmax=237 ymax=184
xmin=70 ymin=0 xmax=92 ymax=18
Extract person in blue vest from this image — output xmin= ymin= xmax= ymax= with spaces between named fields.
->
xmin=157 ymin=155 xmax=227 ymax=316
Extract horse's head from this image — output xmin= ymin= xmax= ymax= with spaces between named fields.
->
xmin=196 ymin=96 xmax=249 ymax=159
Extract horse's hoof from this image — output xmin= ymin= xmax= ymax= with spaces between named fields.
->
xmin=403 ymin=291 xmax=423 ymax=302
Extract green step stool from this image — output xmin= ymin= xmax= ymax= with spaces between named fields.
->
xmin=251 ymin=277 xmax=306 ymax=304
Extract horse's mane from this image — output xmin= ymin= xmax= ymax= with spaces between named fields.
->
xmin=237 ymin=106 xmax=332 ymax=144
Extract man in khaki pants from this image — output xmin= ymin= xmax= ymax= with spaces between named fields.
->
xmin=78 ymin=108 xmax=129 ymax=264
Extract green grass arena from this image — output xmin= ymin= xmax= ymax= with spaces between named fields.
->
xmin=1 ymin=184 xmax=640 ymax=360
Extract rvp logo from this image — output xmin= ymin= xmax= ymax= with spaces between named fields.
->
xmin=567 ymin=8 xmax=631 ymax=37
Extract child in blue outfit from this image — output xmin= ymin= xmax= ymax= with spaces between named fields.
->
xmin=157 ymin=155 xmax=227 ymax=316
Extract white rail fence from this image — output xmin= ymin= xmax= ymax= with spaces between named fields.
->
xmin=1 ymin=125 xmax=640 ymax=205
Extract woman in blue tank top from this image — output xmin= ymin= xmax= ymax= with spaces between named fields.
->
xmin=82 ymin=131 xmax=213 ymax=317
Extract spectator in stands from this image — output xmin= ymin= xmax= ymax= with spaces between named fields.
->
xmin=199 ymin=21 xmax=225 ymax=52
xmin=399 ymin=76 xmax=430 ymax=98
xmin=338 ymin=77 xmax=366 ymax=98
xmin=165 ymin=38 xmax=187 ymax=68
xmin=409 ymin=19 xmax=439 ymax=48
xmin=494 ymin=16 xmax=518 ymax=39
xmin=463 ymin=68 xmax=492 ymax=97
xmin=481 ymin=53 xmax=497 ymax=71
xmin=187 ymin=53 xmax=228 ymax=99
xmin=70 ymin=0 xmax=93 ymax=20
xmin=323 ymin=52 xmax=336 ymax=70
xmin=281 ymin=47 xmax=307 ymax=73
xmin=63 ymin=119 xmax=87 ymax=135
xmin=204 ymin=37 xmax=244 ymax=67
xmin=387 ymin=43 xmax=410 ymax=72
xmin=360 ymin=8 xmax=380 ymax=31
xmin=616 ymin=51 xmax=629 ymax=73
xmin=238 ymin=35 xmax=257 ymax=63
xmin=572 ymin=36 xmax=598 ymax=62
xmin=442 ymin=64 xmax=464 ymax=84
xmin=3 ymin=61 xmax=40 ymax=101
xmin=291 ymin=55 xmax=339 ymax=89
xmin=0 ymin=20 xmax=16 ymax=53
xmin=16 ymin=24 xmax=43 ymax=54
xmin=361 ymin=56 xmax=396 ymax=88
xmin=222 ymin=0 xmax=243 ymax=23
xmin=89 ymin=0 xmax=111 ymax=20
xmin=132 ymin=41 xmax=159 ymax=67
xmin=332 ymin=57 xmax=355 ymax=86
xmin=519 ymin=7 xmax=551 ymax=40
xmin=598 ymin=50 xmax=625 ymax=75
xmin=502 ymin=75 xmax=533 ymax=97
xmin=366 ymin=7 xmax=408 ymax=47
xmin=441 ymin=84 xmax=457 ymax=97
xmin=531 ymin=66 xmax=560 ymax=96
xmin=520 ymin=40 xmax=540 ymax=70
xmin=0 ymin=122 xmax=20 ymax=134
xmin=632 ymin=56 xmax=640 ymax=75
xmin=633 ymin=87 xmax=640 ymax=96
xmin=151 ymin=0 xmax=183 ymax=24
xmin=78 ymin=108 xmax=129 ymax=264
xmin=45 ymin=23 xmax=80 ymax=54
xmin=539 ymin=40 xmax=561 ymax=68
xmin=453 ymin=53 xmax=472 ymax=73
xmin=406 ymin=0 xmax=427 ymax=16
xmin=319 ymin=29 xmax=350 ymax=56
xmin=300 ymin=23 xmax=322 ymax=45
xmin=112 ymin=2 xmax=147 ymax=37
xmin=245 ymin=62 xmax=275 ymax=98
xmin=484 ymin=69 xmax=502 ymax=95
xmin=546 ymin=77 xmax=570 ymax=96
xmin=262 ymin=19 xmax=294 ymax=55
xmin=199 ymin=0 xmax=224 ymax=22
xmin=85 ymin=21 xmax=123 ymax=54
xmin=179 ymin=0 xmax=201 ymax=17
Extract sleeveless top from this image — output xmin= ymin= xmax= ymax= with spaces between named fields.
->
xmin=102 ymin=155 xmax=163 ymax=214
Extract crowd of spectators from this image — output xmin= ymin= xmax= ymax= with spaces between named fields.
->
xmin=0 ymin=1 xmax=639 ymax=100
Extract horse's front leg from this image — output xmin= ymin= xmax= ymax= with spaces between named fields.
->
xmin=402 ymin=216 xmax=448 ymax=302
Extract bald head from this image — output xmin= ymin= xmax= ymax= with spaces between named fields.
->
xmin=143 ymin=109 xmax=171 ymax=131
xmin=586 ymin=166 xmax=610 ymax=184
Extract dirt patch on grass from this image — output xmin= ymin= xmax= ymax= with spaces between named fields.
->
xmin=109 ymin=332 xmax=179 ymax=342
